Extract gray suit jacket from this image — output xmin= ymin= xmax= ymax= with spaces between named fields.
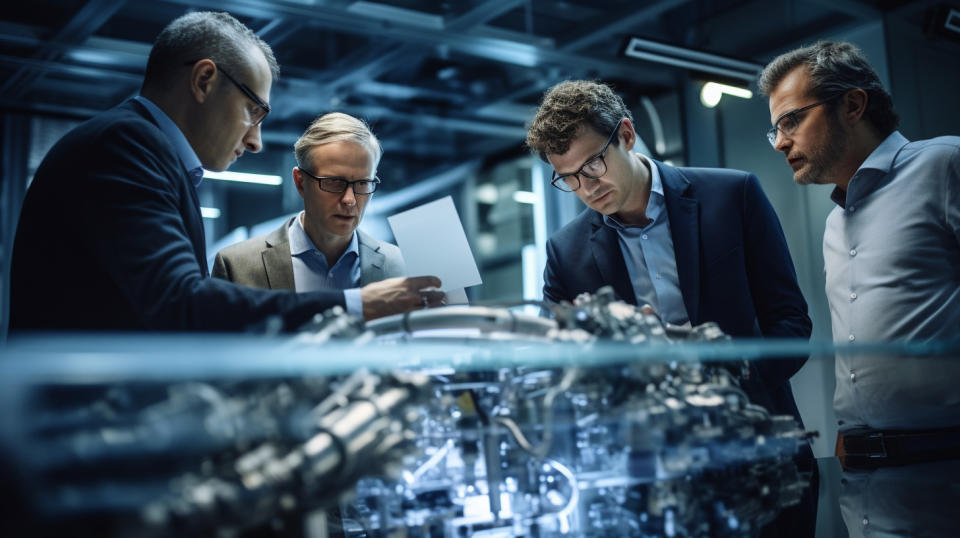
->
xmin=211 ymin=216 xmax=405 ymax=290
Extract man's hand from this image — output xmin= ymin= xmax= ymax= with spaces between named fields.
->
xmin=361 ymin=276 xmax=445 ymax=320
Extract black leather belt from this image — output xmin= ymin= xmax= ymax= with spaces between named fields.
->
xmin=837 ymin=428 xmax=960 ymax=470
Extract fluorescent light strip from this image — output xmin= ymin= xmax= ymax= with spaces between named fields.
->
xmin=512 ymin=190 xmax=537 ymax=204
xmin=203 ymin=170 xmax=283 ymax=185
xmin=200 ymin=207 xmax=221 ymax=219
xmin=700 ymin=82 xmax=753 ymax=108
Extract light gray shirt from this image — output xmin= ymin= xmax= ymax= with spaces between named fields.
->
xmin=603 ymin=154 xmax=689 ymax=325
xmin=823 ymin=131 xmax=960 ymax=431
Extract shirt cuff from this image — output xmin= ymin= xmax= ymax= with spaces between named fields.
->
xmin=344 ymin=288 xmax=363 ymax=319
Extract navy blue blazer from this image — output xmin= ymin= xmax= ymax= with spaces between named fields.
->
xmin=10 ymin=100 xmax=344 ymax=331
xmin=543 ymin=160 xmax=812 ymax=416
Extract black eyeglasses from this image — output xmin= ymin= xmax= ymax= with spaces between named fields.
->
xmin=766 ymin=93 xmax=843 ymax=148
xmin=550 ymin=118 xmax=624 ymax=192
xmin=183 ymin=60 xmax=270 ymax=126
xmin=298 ymin=168 xmax=380 ymax=195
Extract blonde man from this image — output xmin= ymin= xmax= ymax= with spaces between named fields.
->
xmin=213 ymin=113 xmax=408 ymax=316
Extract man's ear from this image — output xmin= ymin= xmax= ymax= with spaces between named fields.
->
xmin=188 ymin=59 xmax=217 ymax=104
xmin=292 ymin=166 xmax=306 ymax=198
xmin=619 ymin=117 xmax=637 ymax=151
xmin=842 ymin=88 xmax=869 ymax=125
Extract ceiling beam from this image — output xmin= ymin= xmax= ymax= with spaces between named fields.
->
xmin=158 ymin=0 xmax=661 ymax=79
xmin=0 ymin=0 xmax=129 ymax=99
xmin=445 ymin=0 xmax=527 ymax=31
xmin=559 ymin=0 xmax=688 ymax=52
xmin=805 ymin=0 xmax=882 ymax=20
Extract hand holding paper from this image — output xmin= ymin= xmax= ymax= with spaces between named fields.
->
xmin=388 ymin=196 xmax=482 ymax=304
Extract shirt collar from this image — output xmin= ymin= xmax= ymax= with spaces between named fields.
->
xmin=134 ymin=95 xmax=205 ymax=188
xmin=857 ymin=130 xmax=909 ymax=174
xmin=603 ymin=153 xmax=662 ymax=230
xmin=289 ymin=211 xmax=359 ymax=259
xmin=830 ymin=131 xmax=909 ymax=208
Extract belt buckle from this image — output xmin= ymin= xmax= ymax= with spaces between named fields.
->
xmin=866 ymin=432 xmax=888 ymax=459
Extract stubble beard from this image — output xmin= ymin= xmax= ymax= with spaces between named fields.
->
xmin=794 ymin=114 xmax=848 ymax=186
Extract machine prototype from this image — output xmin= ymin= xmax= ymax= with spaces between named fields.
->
xmin=1 ymin=289 xmax=812 ymax=537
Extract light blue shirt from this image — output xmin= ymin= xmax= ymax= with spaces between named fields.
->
xmin=823 ymin=131 xmax=960 ymax=431
xmin=603 ymin=154 xmax=689 ymax=325
xmin=288 ymin=213 xmax=364 ymax=317
xmin=133 ymin=96 xmax=204 ymax=188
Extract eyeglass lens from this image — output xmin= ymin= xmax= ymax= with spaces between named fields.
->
xmin=553 ymin=118 xmax=622 ymax=192
xmin=558 ymin=157 xmax=606 ymax=191
xmin=317 ymin=177 xmax=378 ymax=194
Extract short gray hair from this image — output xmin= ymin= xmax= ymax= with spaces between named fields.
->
xmin=758 ymin=41 xmax=898 ymax=136
xmin=294 ymin=113 xmax=382 ymax=170
xmin=143 ymin=11 xmax=279 ymax=90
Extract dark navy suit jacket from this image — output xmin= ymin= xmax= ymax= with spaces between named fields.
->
xmin=543 ymin=160 xmax=812 ymax=417
xmin=10 ymin=100 xmax=344 ymax=331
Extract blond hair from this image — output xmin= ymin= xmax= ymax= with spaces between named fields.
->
xmin=294 ymin=112 xmax=382 ymax=169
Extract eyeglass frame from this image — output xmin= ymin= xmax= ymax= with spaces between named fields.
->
xmin=766 ymin=92 xmax=844 ymax=148
xmin=297 ymin=167 xmax=381 ymax=195
xmin=183 ymin=60 xmax=271 ymax=125
xmin=550 ymin=117 xmax=625 ymax=192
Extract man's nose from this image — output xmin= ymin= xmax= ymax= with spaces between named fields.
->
xmin=580 ymin=175 xmax=601 ymax=193
xmin=244 ymin=123 xmax=263 ymax=153
xmin=773 ymin=130 xmax=791 ymax=153
xmin=340 ymin=185 xmax=357 ymax=205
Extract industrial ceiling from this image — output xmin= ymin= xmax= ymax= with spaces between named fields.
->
xmin=0 ymin=0 xmax=928 ymax=196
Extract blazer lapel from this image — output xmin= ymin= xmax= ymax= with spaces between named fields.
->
xmin=358 ymin=231 xmax=386 ymax=286
xmin=131 ymin=100 xmax=209 ymax=276
xmin=183 ymin=177 xmax=208 ymax=275
xmin=589 ymin=213 xmax=637 ymax=305
xmin=657 ymin=161 xmax=701 ymax=323
xmin=261 ymin=218 xmax=296 ymax=290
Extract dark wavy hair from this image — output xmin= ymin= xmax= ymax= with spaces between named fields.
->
xmin=526 ymin=80 xmax=633 ymax=161
xmin=758 ymin=41 xmax=898 ymax=136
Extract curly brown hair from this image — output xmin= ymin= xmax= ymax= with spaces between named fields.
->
xmin=526 ymin=80 xmax=632 ymax=161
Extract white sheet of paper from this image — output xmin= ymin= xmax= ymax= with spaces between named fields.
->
xmin=388 ymin=196 xmax=482 ymax=292
xmin=444 ymin=288 xmax=469 ymax=305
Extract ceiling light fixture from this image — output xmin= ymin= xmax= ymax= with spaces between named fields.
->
xmin=623 ymin=37 xmax=762 ymax=82
xmin=200 ymin=207 xmax=221 ymax=219
xmin=700 ymin=82 xmax=753 ymax=108
xmin=512 ymin=191 xmax=537 ymax=204
xmin=203 ymin=170 xmax=283 ymax=185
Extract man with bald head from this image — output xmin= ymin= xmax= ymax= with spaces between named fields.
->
xmin=9 ymin=11 xmax=440 ymax=332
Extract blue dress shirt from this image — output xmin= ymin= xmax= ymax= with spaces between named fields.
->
xmin=824 ymin=131 xmax=960 ymax=431
xmin=288 ymin=213 xmax=364 ymax=316
xmin=133 ymin=96 xmax=204 ymax=188
xmin=603 ymin=154 xmax=689 ymax=325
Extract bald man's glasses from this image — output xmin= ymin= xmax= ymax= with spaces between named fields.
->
xmin=183 ymin=60 xmax=270 ymax=126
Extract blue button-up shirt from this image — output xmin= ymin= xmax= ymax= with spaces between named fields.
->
xmin=824 ymin=131 xmax=960 ymax=431
xmin=133 ymin=96 xmax=204 ymax=188
xmin=288 ymin=213 xmax=364 ymax=316
xmin=603 ymin=154 xmax=689 ymax=325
